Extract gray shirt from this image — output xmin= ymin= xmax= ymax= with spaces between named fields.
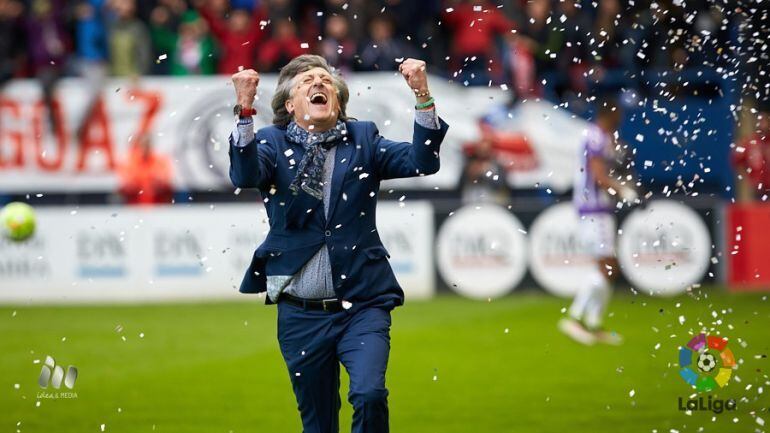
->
xmin=232 ymin=109 xmax=440 ymax=300
xmin=283 ymin=145 xmax=336 ymax=299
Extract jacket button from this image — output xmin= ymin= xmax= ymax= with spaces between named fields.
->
xmin=325 ymin=230 xmax=331 ymax=237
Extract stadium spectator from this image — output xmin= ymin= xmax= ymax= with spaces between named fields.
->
xmin=733 ymin=109 xmax=770 ymax=202
xmin=619 ymin=0 xmax=690 ymax=75
xmin=74 ymin=0 xmax=108 ymax=79
xmin=550 ymin=0 xmax=592 ymax=100
xmin=504 ymin=34 xmax=538 ymax=99
xmin=592 ymin=0 xmax=624 ymax=69
xmin=257 ymin=19 xmax=307 ymax=72
xmin=107 ymin=0 xmax=152 ymax=77
xmin=579 ymin=0 xmax=632 ymax=96
xmin=25 ymin=0 xmax=70 ymax=136
xmin=25 ymin=0 xmax=70 ymax=74
xmin=0 ymin=0 xmax=24 ymax=87
xmin=322 ymin=0 xmax=366 ymax=41
xmin=360 ymin=0 xmax=437 ymax=42
xmin=148 ymin=4 xmax=178 ymax=75
xmin=195 ymin=0 xmax=267 ymax=74
xmin=73 ymin=0 xmax=109 ymax=140
xmin=459 ymin=136 xmax=510 ymax=205
xmin=168 ymin=11 xmax=217 ymax=75
xmin=356 ymin=14 xmax=417 ymax=72
xmin=159 ymin=0 xmax=188 ymax=15
xmin=442 ymin=0 xmax=513 ymax=85
xmin=508 ymin=0 xmax=562 ymax=98
xmin=117 ymin=133 xmax=174 ymax=205
xmin=318 ymin=14 xmax=356 ymax=74
xmin=262 ymin=0 xmax=295 ymax=22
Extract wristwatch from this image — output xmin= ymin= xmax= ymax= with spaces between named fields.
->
xmin=233 ymin=104 xmax=257 ymax=118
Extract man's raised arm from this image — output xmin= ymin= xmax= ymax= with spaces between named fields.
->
xmin=373 ymin=58 xmax=449 ymax=180
xmin=228 ymin=69 xmax=276 ymax=189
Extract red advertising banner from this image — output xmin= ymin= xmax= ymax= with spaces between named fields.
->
xmin=727 ymin=203 xmax=770 ymax=291
xmin=1 ymin=76 xmax=591 ymax=194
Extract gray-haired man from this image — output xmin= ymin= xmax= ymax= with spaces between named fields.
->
xmin=229 ymin=55 xmax=449 ymax=432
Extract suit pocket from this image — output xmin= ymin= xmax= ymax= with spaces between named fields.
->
xmin=248 ymin=246 xmax=282 ymax=279
xmin=364 ymin=245 xmax=390 ymax=260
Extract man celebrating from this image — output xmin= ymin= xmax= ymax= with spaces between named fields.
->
xmin=229 ymin=55 xmax=448 ymax=433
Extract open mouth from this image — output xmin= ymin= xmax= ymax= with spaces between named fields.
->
xmin=309 ymin=92 xmax=328 ymax=106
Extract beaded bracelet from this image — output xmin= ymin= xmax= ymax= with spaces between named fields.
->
xmin=413 ymin=89 xmax=431 ymax=98
xmin=415 ymin=97 xmax=435 ymax=110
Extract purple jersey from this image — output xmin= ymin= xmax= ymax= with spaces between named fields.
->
xmin=573 ymin=124 xmax=613 ymax=215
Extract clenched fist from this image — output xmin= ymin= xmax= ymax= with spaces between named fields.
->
xmin=398 ymin=58 xmax=430 ymax=102
xmin=232 ymin=69 xmax=260 ymax=109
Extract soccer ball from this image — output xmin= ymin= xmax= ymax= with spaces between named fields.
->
xmin=1 ymin=202 xmax=36 ymax=242
xmin=697 ymin=352 xmax=717 ymax=373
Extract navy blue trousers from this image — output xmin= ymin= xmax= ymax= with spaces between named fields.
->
xmin=277 ymin=302 xmax=392 ymax=433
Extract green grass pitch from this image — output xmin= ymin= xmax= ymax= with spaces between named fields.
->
xmin=1 ymin=289 xmax=768 ymax=433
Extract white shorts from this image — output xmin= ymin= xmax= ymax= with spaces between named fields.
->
xmin=578 ymin=213 xmax=617 ymax=258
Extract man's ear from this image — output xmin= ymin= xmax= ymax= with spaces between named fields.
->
xmin=285 ymin=99 xmax=294 ymax=115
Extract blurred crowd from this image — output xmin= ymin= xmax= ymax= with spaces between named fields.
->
xmin=2 ymin=0 xmax=768 ymax=206
xmin=0 ymin=0 xmax=737 ymax=98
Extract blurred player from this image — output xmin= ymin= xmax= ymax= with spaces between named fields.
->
xmin=559 ymin=98 xmax=638 ymax=345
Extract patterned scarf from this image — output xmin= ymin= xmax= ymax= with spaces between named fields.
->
xmin=286 ymin=120 xmax=347 ymax=200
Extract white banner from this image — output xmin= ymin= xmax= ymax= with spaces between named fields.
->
xmin=376 ymin=201 xmax=435 ymax=300
xmin=617 ymin=200 xmax=712 ymax=296
xmin=0 ymin=201 xmax=434 ymax=303
xmin=528 ymin=202 xmax=600 ymax=298
xmin=0 ymin=75 xmax=588 ymax=193
xmin=435 ymin=204 xmax=528 ymax=299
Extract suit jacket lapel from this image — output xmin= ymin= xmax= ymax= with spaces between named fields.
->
xmin=284 ymin=140 xmax=305 ymax=170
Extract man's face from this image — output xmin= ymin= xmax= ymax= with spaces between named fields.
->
xmin=229 ymin=10 xmax=249 ymax=32
xmin=286 ymin=67 xmax=340 ymax=131
xmin=113 ymin=0 xmax=136 ymax=19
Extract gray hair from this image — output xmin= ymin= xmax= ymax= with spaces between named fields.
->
xmin=270 ymin=54 xmax=350 ymax=127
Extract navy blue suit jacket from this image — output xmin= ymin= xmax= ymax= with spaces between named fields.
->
xmin=229 ymin=117 xmax=449 ymax=309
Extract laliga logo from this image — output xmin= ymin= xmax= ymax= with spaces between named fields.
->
xmin=676 ymin=333 xmax=738 ymax=414
xmin=678 ymin=333 xmax=736 ymax=392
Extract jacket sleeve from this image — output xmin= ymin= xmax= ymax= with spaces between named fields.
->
xmin=228 ymin=129 xmax=276 ymax=190
xmin=370 ymin=118 xmax=449 ymax=180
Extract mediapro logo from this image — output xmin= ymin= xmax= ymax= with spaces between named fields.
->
xmin=38 ymin=355 xmax=78 ymax=389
